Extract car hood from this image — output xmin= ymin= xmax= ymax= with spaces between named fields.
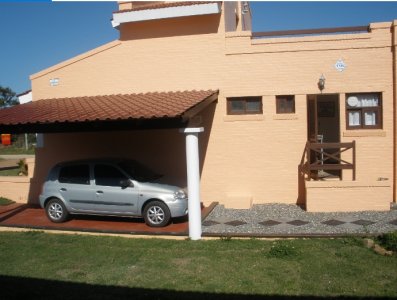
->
xmin=137 ymin=181 xmax=182 ymax=194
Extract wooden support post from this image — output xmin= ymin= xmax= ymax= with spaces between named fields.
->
xmin=352 ymin=140 xmax=356 ymax=181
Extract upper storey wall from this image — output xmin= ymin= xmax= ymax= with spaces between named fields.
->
xmin=30 ymin=2 xmax=394 ymax=101
xmin=30 ymin=32 xmax=225 ymax=99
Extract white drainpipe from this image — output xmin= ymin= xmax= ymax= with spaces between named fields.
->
xmin=180 ymin=127 xmax=204 ymax=240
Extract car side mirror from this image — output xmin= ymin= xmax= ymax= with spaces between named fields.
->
xmin=120 ymin=179 xmax=133 ymax=189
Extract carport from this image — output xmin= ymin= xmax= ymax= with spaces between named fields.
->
xmin=0 ymin=89 xmax=218 ymax=240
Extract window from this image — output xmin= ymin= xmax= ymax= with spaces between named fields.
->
xmin=227 ymin=96 xmax=262 ymax=115
xmin=276 ymin=95 xmax=295 ymax=114
xmin=346 ymin=93 xmax=382 ymax=129
xmin=94 ymin=164 xmax=128 ymax=187
xmin=58 ymin=165 xmax=90 ymax=185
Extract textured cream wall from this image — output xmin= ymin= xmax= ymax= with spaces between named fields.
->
xmin=393 ymin=20 xmax=397 ymax=204
xmin=0 ymin=177 xmax=30 ymax=203
xmin=27 ymin=8 xmax=396 ymax=210
xmin=0 ymin=157 xmax=35 ymax=203
xmin=306 ymin=181 xmax=391 ymax=212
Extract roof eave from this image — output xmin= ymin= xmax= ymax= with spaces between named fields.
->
xmin=182 ymin=91 xmax=219 ymax=122
xmin=113 ymin=2 xmax=221 ymax=25
xmin=0 ymin=117 xmax=188 ymax=134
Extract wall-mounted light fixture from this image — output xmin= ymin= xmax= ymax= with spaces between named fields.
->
xmin=242 ymin=1 xmax=249 ymax=14
xmin=318 ymin=74 xmax=325 ymax=91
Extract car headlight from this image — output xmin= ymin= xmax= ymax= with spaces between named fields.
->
xmin=173 ymin=190 xmax=187 ymax=200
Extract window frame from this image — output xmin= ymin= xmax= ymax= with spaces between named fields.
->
xmin=276 ymin=95 xmax=295 ymax=114
xmin=346 ymin=92 xmax=382 ymax=130
xmin=227 ymin=96 xmax=263 ymax=115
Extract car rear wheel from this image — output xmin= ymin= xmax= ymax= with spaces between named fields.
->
xmin=143 ymin=201 xmax=171 ymax=227
xmin=45 ymin=198 xmax=69 ymax=223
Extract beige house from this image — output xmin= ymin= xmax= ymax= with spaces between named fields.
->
xmin=1 ymin=1 xmax=396 ymax=213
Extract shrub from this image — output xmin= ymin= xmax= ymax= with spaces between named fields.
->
xmin=17 ymin=159 xmax=28 ymax=176
xmin=267 ymin=241 xmax=300 ymax=258
xmin=377 ymin=231 xmax=397 ymax=252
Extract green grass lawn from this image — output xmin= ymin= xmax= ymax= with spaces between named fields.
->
xmin=0 ymin=232 xmax=396 ymax=299
xmin=0 ymin=145 xmax=35 ymax=155
xmin=0 ymin=167 xmax=20 ymax=176
xmin=0 ymin=197 xmax=15 ymax=206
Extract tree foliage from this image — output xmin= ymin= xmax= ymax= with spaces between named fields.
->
xmin=0 ymin=86 xmax=19 ymax=107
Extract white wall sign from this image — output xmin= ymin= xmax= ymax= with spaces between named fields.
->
xmin=335 ymin=59 xmax=346 ymax=72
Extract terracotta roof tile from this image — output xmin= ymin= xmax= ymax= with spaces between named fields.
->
xmin=114 ymin=1 xmax=220 ymax=14
xmin=0 ymin=90 xmax=218 ymax=126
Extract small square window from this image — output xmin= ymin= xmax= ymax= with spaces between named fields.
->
xmin=227 ymin=96 xmax=262 ymax=115
xmin=276 ymin=95 xmax=295 ymax=114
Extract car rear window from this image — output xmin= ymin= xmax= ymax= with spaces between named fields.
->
xmin=58 ymin=164 xmax=90 ymax=185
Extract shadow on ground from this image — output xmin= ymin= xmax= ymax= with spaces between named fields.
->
xmin=0 ymin=275 xmax=394 ymax=300
xmin=71 ymin=213 xmax=189 ymax=224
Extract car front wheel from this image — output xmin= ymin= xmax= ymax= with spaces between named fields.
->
xmin=143 ymin=201 xmax=171 ymax=227
xmin=45 ymin=198 xmax=69 ymax=223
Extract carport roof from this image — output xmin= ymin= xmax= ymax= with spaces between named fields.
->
xmin=0 ymin=89 xmax=218 ymax=133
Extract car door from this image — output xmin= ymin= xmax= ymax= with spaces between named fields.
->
xmin=93 ymin=163 xmax=139 ymax=214
xmin=57 ymin=164 xmax=95 ymax=212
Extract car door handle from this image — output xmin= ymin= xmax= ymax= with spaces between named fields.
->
xmin=96 ymin=191 xmax=103 ymax=194
xmin=60 ymin=188 xmax=67 ymax=192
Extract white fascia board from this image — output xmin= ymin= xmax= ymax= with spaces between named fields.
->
xmin=111 ymin=19 xmax=120 ymax=29
xmin=18 ymin=91 xmax=32 ymax=104
xmin=113 ymin=3 xmax=221 ymax=24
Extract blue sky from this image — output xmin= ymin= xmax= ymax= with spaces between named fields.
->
xmin=1 ymin=1 xmax=397 ymax=94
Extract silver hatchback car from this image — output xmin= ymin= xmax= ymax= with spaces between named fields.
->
xmin=39 ymin=159 xmax=188 ymax=227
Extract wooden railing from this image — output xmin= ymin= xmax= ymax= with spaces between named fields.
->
xmin=300 ymin=141 xmax=356 ymax=181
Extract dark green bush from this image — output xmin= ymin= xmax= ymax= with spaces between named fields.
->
xmin=17 ymin=159 xmax=28 ymax=176
xmin=377 ymin=231 xmax=397 ymax=252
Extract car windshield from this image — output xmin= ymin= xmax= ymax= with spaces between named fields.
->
xmin=118 ymin=160 xmax=162 ymax=182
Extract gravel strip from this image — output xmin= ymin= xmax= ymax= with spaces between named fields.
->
xmin=202 ymin=204 xmax=397 ymax=236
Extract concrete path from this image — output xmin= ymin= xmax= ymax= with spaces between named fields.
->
xmin=202 ymin=203 xmax=397 ymax=237
xmin=0 ymin=159 xmax=19 ymax=169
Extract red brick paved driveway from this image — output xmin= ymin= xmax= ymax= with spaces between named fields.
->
xmin=0 ymin=204 xmax=194 ymax=236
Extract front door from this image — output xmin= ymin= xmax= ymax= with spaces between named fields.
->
xmin=93 ymin=164 xmax=139 ymax=214
xmin=307 ymin=94 xmax=341 ymax=178
xmin=307 ymin=94 xmax=340 ymax=143
xmin=57 ymin=163 xmax=96 ymax=212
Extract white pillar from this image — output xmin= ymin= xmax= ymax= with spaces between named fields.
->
xmin=180 ymin=127 xmax=204 ymax=240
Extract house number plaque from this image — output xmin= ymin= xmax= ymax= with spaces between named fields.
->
xmin=335 ymin=59 xmax=346 ymax=72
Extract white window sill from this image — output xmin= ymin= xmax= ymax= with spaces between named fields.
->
xmin=273 ymin=114 xmax=299 ymax=120
xmin=343 ymin=130 xmax=386 ymax=137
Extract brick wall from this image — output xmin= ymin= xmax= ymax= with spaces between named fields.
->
xmin=0 ymin=158 xmax=35 ymax=203
xmin=306 ymin=181 xmax=391 ymax=212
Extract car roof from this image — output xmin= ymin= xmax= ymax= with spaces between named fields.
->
xmin=55 ymin=158 xmax=134 ymax=167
